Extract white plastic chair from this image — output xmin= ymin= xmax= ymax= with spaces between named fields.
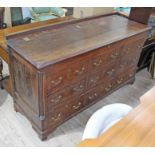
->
xmin=82 ymin=103 xmax=133 ymax=140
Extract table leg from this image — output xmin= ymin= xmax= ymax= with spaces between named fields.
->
xmin=0 ymin=57 xmax=3 ymax=88
xmin=149 ymin=52 xmax=155 ymax=79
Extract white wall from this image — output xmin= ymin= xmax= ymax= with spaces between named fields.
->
xmin=73 ymin=7 xmax=114 ymax=18
xmin=22 ymin=7 xmax=31 ymax=18
xmin=3 ymin=7 xmax=31 ymax=27
xmin=4 ymin=7 xmax=12 ymax=27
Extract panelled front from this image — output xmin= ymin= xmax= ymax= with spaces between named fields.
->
xmin=6 ymin=13 xmax=150 ymax=140
xmin=43 ymin=54 xmax=90 ymax=116
xmin=42 ymin=33 xmax=147 ymax=131
xmin=9 ymin=32 xmax=147 ymax=139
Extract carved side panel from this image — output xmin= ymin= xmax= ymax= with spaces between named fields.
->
xmin=11 ymin=53 xmax=39 ymax=114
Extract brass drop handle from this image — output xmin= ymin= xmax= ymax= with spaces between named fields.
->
xmin=93 ymin=59 xmax=102 ymax=67
xmin=111 ymin=52 xmax=119 ymax=59
xmin=51 ymin=77 xmax=63 ymax=85
xmin=51 ymin=113 xmax=61 ymax=121
xmin=105 ymin=84 xmax=112 ymax=92
xmin=73 ymin=85 xmax=84 ymax=92
xmin=50 ymin=95 xmax=62 ymax=104
xmin=117 ymin=78 xmax=123 ymax=84
xmin=88 ymin=93 xmax=98 ymax=100
xmin=107 ymin=69 xmax=115 ymax=76
xmin=90 ymin=76 xmax=100 ymax=83
xmin=75 ymin=67 xmax=85 ymax=75
xmin=73 ymin=102 xmax=82 ymax=110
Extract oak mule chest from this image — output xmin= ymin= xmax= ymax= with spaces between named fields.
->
xmin=6 ymin=13 xmax=150 ymax=140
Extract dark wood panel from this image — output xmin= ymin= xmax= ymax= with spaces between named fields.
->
xmin=129 ymin=7 xmax=152 ymax=24
xmin=6 ymin=14 xmax=150 ymax=69
xmin=7 ymin=13 xmax=150 ymax=140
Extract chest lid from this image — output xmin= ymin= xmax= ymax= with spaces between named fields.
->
xmin=6 ymin=13 xmax=150 ymax=69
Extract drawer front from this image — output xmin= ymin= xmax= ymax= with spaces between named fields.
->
xmin=47 ymin=95 xmax=85 ymax=127
xmin=99 ymin=81 xmax=114 ymax=95
xmin=90 ymin=42 xmax=122 ymax=71
xmin=68 ymin=58 xmax=89 ymax=81
xmin=121 ymin=41 xmax=142 ymax=59
xmin=69 ymin=79 xmax=87 ymax=96
xmin=47 ymin=87 xmax=69 ymax=107
xmin=88 ymin=73 xmax=102 ymax=89
xmin=47 ymin=79 xmax=87 ymax=108
xmin=66 ymin=95 xmax=85 ymax=117
xmin=44 ymin=56 xmax=89 ymax=93
xmin=46 ymin=69 xmax=69 ymax=93
xmin=85 ymin=86 xmax=102 ymax=106
xmin=85 ymin=79 xmax=114 ymax=107
xmin=88 ymin=60 xmax=118 ymax=89
xmin=91 ymin=49 xmax=121 ymax=70
xmin=85 ymin=65 xmax=134 ymax=108
xmin=120 ymin=37 xmax=146 ymax=68
xmin=119 ymin=49 xmax=140 ymax=73
xmin=91 ymin=53 xmax=104 ymax=70
xmin=113 ymin=67 xmax=136 ymax=88
xmin=47 ymin=102 xmax=68 ymax=127
xmin=101 ymin=61 xmax=118 ymax=79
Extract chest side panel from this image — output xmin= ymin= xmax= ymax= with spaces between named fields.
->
xmin=9 ymin=49 xmax=40 ymax=115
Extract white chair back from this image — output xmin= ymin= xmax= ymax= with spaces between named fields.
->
xmin=82 ymin=103 xmax=133 ymax=140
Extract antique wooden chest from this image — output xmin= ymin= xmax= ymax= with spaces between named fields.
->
xmin=6 ymin=13 xmax=150 ymax=140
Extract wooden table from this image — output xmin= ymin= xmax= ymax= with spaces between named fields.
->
xmin=0 ymin=16 xmax=74 ymax=95
xmin=78 ymin=86 xmax=155 ymax=147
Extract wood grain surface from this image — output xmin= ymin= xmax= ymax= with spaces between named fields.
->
xmin=7 ymin=13 xmax=150 ymax=140
xmin=6 ymin=14 xmax=150 ymax=69
xmin=0 ymin=16 xmax=74 ymax=64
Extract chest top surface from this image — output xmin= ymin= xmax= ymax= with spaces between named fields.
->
xmin=6 ymin=14 xmax=150 ymax=69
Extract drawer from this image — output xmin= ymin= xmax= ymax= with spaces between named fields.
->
xmin=118 ymin=57 xmax=139 ymax=74
xmin=101 ymin=61 xmax=118 ymax=80
xmin=46 ymin=69 xmax=69 ymax=93
xmin=119 ymin=38 xmax=146 ymax=70
xmin=45 ymin=57 xmax=89 ymax=93
xmin=104 ymin=48 xmax=121 ymax=63
xmin=121 ymin=37 xmax=145 ymax=58
xmin=47 ymin=87 xmax=70 ymax=107
xmin=47 ymin=102 xmax=68 ymax=127
xmin=47 ymin=95 xmax=85 ymax=127
xmin=91 ymin=53 xmax=104 ymax=70
xmin=69 ymin=79 xmax=87 ymax=96
xmin=90 ymin=45 xmax=122 ymax=71
xmin=85 ymin=79 xmax=115 ymax=106
xmin=47 ymin=79 xmax=87 ymax=107
xmin=66 ymin=95 xmax=85 ymax=117
xmin=68 ymin=58 xmax=89 ymax=81
xmin=113 ymin=67 xmax=136 ymax=88
xmin=99 ymin=81 xmax=114 ymax=95
xmin=88 ymin=61 xmax=118 ymax=89
xmin=122 ymin=40 xmax=143 ymax=57
xmin=120 ymin=55 xmax=141 ymax=71
xmin=88 ymin=72 xmax=102 ymax=89
xmin=85 ymin=86 xmax=102 ymax=106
